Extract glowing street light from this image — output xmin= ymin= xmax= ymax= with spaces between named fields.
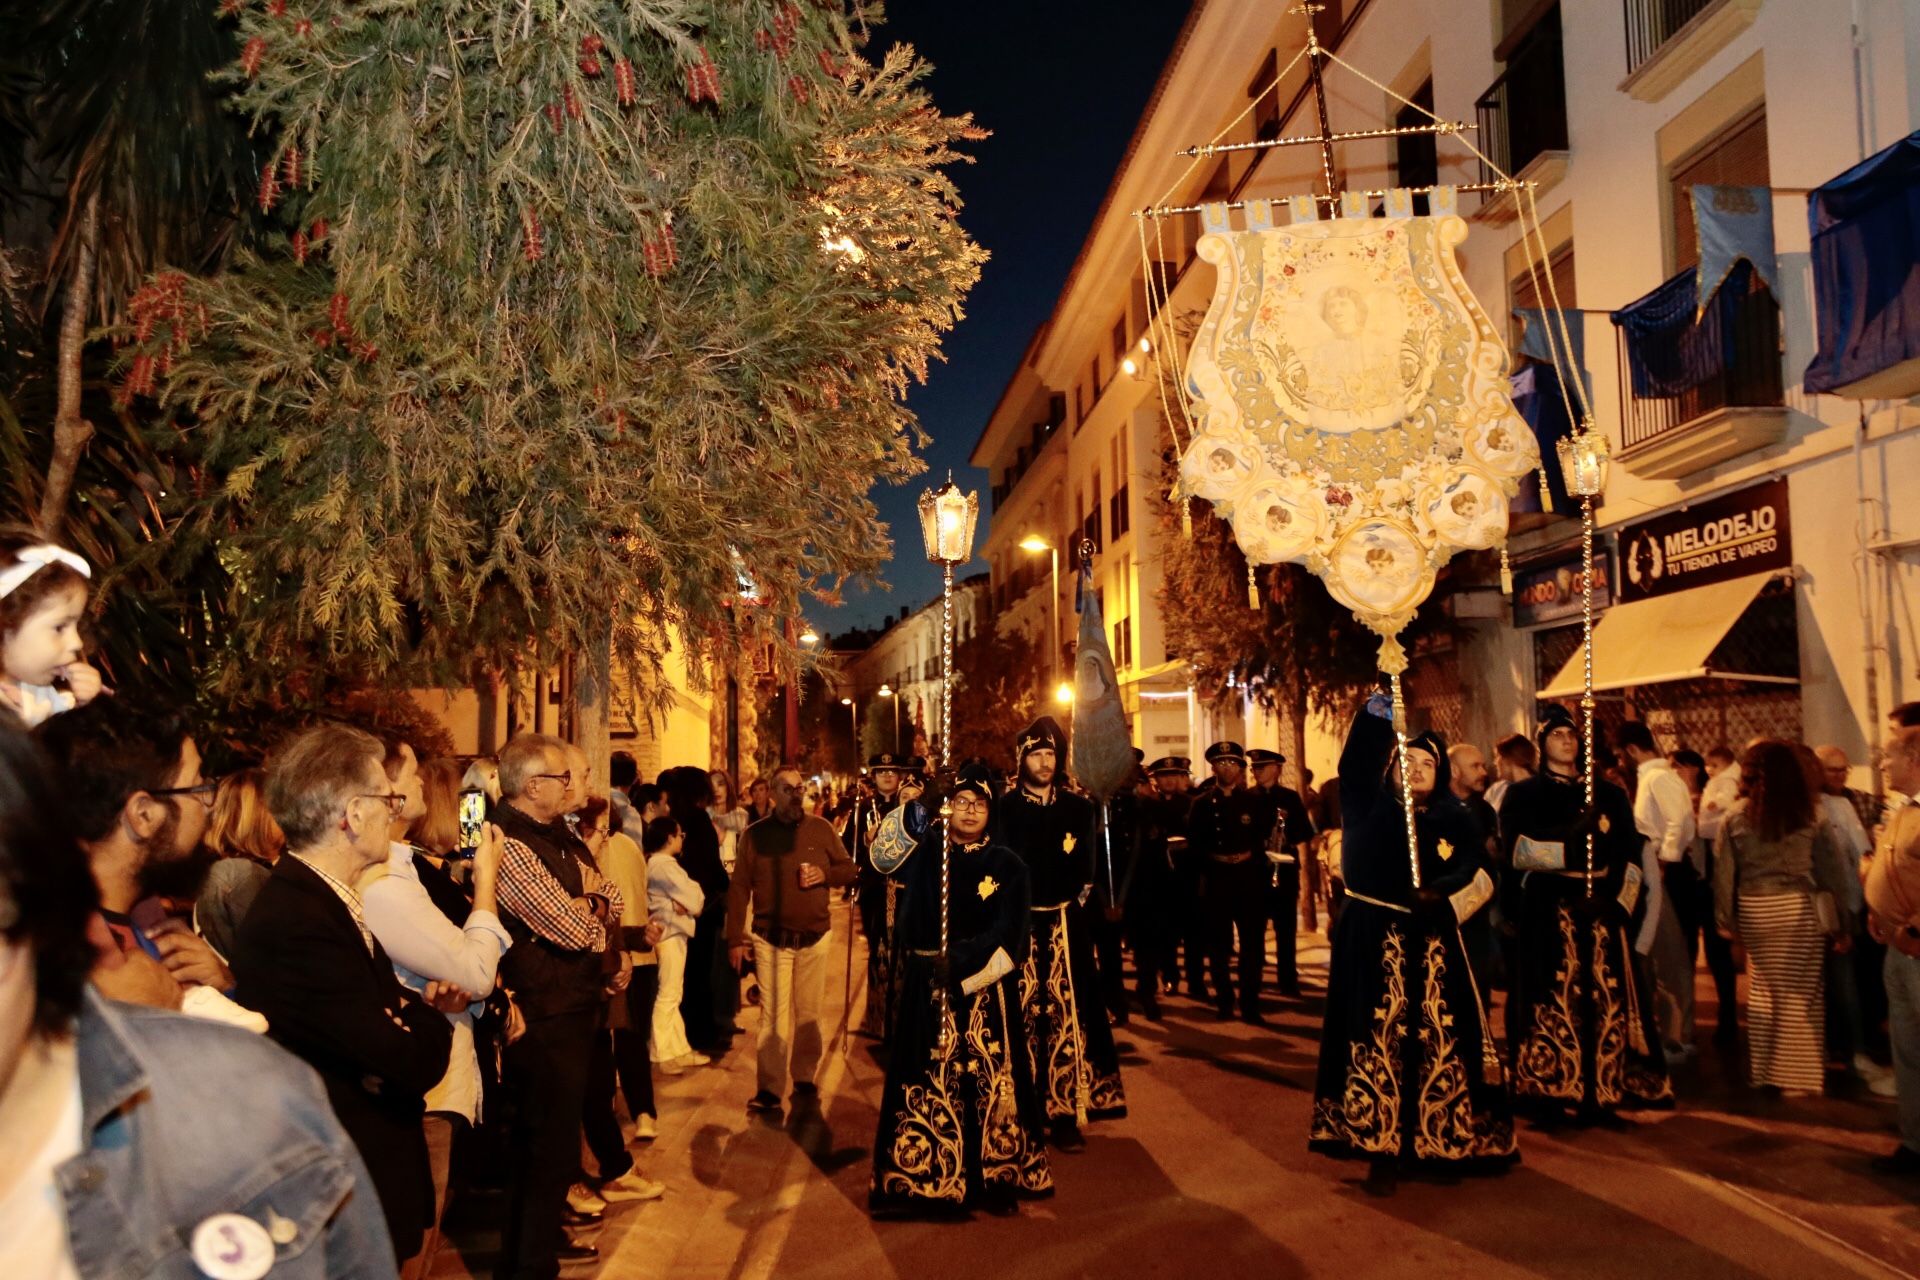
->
xmin=799 ymin=627 xmax=820 ymax=646
xmin=1055 ymin=681 xmax=1075 ymax=707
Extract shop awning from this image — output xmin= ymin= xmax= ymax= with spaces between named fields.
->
xmin=1540 ymin=571 xmax=1796 ymax=698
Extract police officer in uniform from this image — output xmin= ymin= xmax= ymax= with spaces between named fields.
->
xmin=1126 ymin=756 xmax=1192 ymax=1019
xmin=1249 ymin=748 xmax=1314 ymax=998
xmin=1187 ymin=741 xmax=1278 ymax=1025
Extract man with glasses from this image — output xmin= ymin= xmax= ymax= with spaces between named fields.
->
xmin=727 ymin=765 xmax=856 ymax=1117
xmin=492 ymin=732 xmax=631 ymax=1277
xmin=35 ymin=701 xmax=231 ymax=1005
xmin=231 ymin=723 xmax=462 ymax=1261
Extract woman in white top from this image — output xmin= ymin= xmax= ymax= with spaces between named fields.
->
xmin=361 ymin=748 xmax=510 ymax=1280
xmin=646 ymin=815 xmax=709 ymax=1072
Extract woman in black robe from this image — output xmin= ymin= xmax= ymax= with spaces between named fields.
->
xmin=662 ymin=767 xmax=733 ymax=1053
xmin=870 ymin=770 xmax=1053 ymax=1215
xmin=1500 ymin=706 xmax=1671 ymax=1119
xmin=1310 ymin=699 xmax=1518 ymax=1194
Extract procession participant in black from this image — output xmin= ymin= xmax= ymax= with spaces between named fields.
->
xmin=1188 ymin=742 xmax=1277 ymax=1024
xmin=995 ymin=716 xmax=1126 ymax=1151
xmin=1501 ymin=706 xmax=1671 ymax=1120
xmin=1124 ymin=757 xmax=1193 ymax=1020
xmin=1088 ymin=749 xmax=1146 ymax=1026
xmin=1249 ymin=748 xmax=1315 ymax=999
xmin=851 ymin=752 xmax=911 ymax=1040
xmin=1310 ymin=697 xmax=1517 ymax=1196
xmin=870 ymin=766 xmax=1053 ymax=1216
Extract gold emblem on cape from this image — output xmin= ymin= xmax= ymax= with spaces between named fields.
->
xmin=1599 ymin=815 xmax=1611 ymax=834
xmin=1062 ymin=833 xmax=1077 ymax=854
xmin=978 ymin=875 xmax=1000 ymax=901
xmin=1437 ymin=838 xmax=1455 ymax=861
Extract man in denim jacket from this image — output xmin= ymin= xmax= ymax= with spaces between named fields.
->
xmin=0 ymin=722 xmax=395 ymax=1278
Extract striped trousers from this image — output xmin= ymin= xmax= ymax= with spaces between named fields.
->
xmin=1737 ymin=892 xmax=1826 ymax=1092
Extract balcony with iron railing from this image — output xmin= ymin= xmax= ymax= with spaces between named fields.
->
xmin=1474 ymin=9 xmax=1569 ymax=223
xmin=1619 ymin=0 xmax=1763 ymax=102
xmin=1614 ymin=276 xmax=1787 ymax=479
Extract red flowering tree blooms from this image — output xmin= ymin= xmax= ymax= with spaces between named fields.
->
xmin=120 ymin=0 xmax=986 ymax=707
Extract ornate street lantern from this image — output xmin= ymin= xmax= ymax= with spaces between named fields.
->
xmin=1556 ymin=428 xmax=1613 ymax=498
xmin=918 ymin=479 xmax=978 ymax=566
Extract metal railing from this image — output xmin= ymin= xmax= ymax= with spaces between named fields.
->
xmin=1617 ymin=284 xmax=1784 ymax=450
xmin=1624 ymin=0 xmax=1717 ymax=75
xmin=1474 ymin=15 xmax=1568 ymax=186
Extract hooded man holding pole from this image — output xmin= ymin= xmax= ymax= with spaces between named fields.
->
xmin=995 ymin=715 xmax=1127 ymax=1152
xmin=1309 ymin=693 xmax=1516 ymax=1197
xmin=1500 ymin=705 xmax=1671 ymax=1122
xmin=869 ymin=765 xmax=1052 ymax=1216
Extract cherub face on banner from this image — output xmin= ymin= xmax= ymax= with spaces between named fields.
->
xmin=1462 ymin=406 xmax=1536 ymax=477
xmin=1418 ymin=470 xmax=1509 ymax=550
xmin=1232 ymin=480 xmax=1323 ymax=563
xmin=1180 ymin=434 xmax=1261 ymax=503
xmin=1324 ymin=520 xmax=1430 ymax=621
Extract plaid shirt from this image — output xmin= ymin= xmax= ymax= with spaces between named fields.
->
xmin=288 ymin=852 xmax=375 ymax=955
xmin=497 ymin=836 xmax=623 ymax=952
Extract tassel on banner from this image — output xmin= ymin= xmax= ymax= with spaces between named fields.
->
xmin=1538 ymin=470 xmax=1554 ymax=514
xmin=1500 ymin=546 xmax=1513 ymax=597
xmin=1182 ymin=497 xmax=1193 ymax=541
xmin=1247 ymin=563 xmax=1260 ymax=610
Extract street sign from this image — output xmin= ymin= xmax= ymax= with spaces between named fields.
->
xmin=1512 ymin=535 xmax=1615 ymax=628
xmin=1617 ymin=477 xmax=1791 ymax=603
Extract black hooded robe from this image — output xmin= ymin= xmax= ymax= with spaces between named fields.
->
xmin=1500 ymin=736 xmax=1673 ymax=1113
xmin=996 ymin=782 xmax=1128 ymax=1123
xmin=1309 ymin=710 xmax=1519 ymax=1169
xmin=869 ymin=830 xmax=1054 ymax=1211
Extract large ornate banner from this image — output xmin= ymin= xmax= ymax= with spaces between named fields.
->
xmin=1177 ymin=193 xmax=1537 ymax=658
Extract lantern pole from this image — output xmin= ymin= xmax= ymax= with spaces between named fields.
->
xmin=1558 ymin=428 xmax=1612 ymax=898
xmin=918 ymin=477 xmax=976 ymax=1062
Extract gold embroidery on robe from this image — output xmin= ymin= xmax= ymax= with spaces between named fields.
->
xmin=972 ymin=987 xmax=1053 ymax=1194
xmin=1514 ymin=906 xmax=1584 ymax=1100
xmin=1020 ymin=911 xmax=1085 ymax=1121
xmin=1589 ymin=917 xmax=1627 ymax=1107
xmin=1413 ymin=934 xmax=1518 ymax=1160
xmin=1310 ymin=926 xmax=1407 ymax=1154
xmin=875 ymin=1054 xmax=967 ymax=1203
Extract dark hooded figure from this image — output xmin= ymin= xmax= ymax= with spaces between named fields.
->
xmin=1499 ymin=705 xmax=1672 ymax=1120
xmin=1310 ymin=697 xmax=1518 ymax=1196
xmin=993 ymin=715 xmax=1126 ymax=1151
xmin=870 ymin=765 xmax=1053 ymax=1216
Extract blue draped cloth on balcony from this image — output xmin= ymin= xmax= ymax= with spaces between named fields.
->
xmin=1509 ymin=362 xmax=1575 ymax=515
xmin=1803 ymin=129 xmax=1920 ymax=397
xmin=1611 ymin=260 xmax=1754 ymax=399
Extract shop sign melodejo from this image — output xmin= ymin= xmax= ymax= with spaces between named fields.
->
xmin=1512 ymin=536 xmax=1615 ymax=628
xmin=1617 ymin=477 xmax=1792 ymax=603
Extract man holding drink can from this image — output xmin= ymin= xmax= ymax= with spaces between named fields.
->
xmin=727 ymin=765 xmax=858 ymax=1119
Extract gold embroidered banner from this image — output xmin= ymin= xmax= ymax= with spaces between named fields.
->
xmin=1178 ymin=197 xmax=1537 ymax=658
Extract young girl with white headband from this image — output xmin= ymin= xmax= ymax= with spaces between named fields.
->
xmin=0 ymin=527 xmax=102 ymax=726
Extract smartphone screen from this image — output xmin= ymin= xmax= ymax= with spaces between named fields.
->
xmin=455 ymin=789 xmax=486 ymax=859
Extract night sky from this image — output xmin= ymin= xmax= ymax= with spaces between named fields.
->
xmin=820 ymin=1 xmax=1195 ymax=637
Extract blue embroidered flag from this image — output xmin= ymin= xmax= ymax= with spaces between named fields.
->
xmin=1692 ymin=184 xmax=1778 ymax=315
xmin=1612 ymin=261 xmax=1756 ymax=400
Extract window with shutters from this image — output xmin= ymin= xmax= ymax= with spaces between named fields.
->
xmin=1670 ymin=108 xmax=1768 ymax=274
xmin=1111 ymin=316 xmax=1127 ymax=364
xmin=1508 ymin=242 xmax=1576 ymax=353
xmin=1248 ymin=50 xmax=1280 ymax=143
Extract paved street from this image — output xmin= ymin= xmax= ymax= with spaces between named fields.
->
xmin=442 ymin=901 xmax=1920 ymax=1279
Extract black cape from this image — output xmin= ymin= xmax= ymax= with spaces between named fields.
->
xmin=1499 ymin=768 xmax=1672 ymax=1111
xmin=1309 ymin=711 xmax=1518 ymax=1167
xmin=869 ymin=832 xmax=1053 ymax=1210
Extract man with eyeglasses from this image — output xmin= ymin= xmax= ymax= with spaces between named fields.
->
xmin=491 ymin=733 xmax=632 ymax=1278
xmin=35 ymin=701 xmax=232 ymax=1009
xmin=727 ymin=765 xmax=856 ymax=1117
xmin=231 ymin=722 xmax=462 ymax=1261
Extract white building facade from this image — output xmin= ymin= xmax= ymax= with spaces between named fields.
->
xmin=974 ymin=0 xmax=1920 ymax=789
